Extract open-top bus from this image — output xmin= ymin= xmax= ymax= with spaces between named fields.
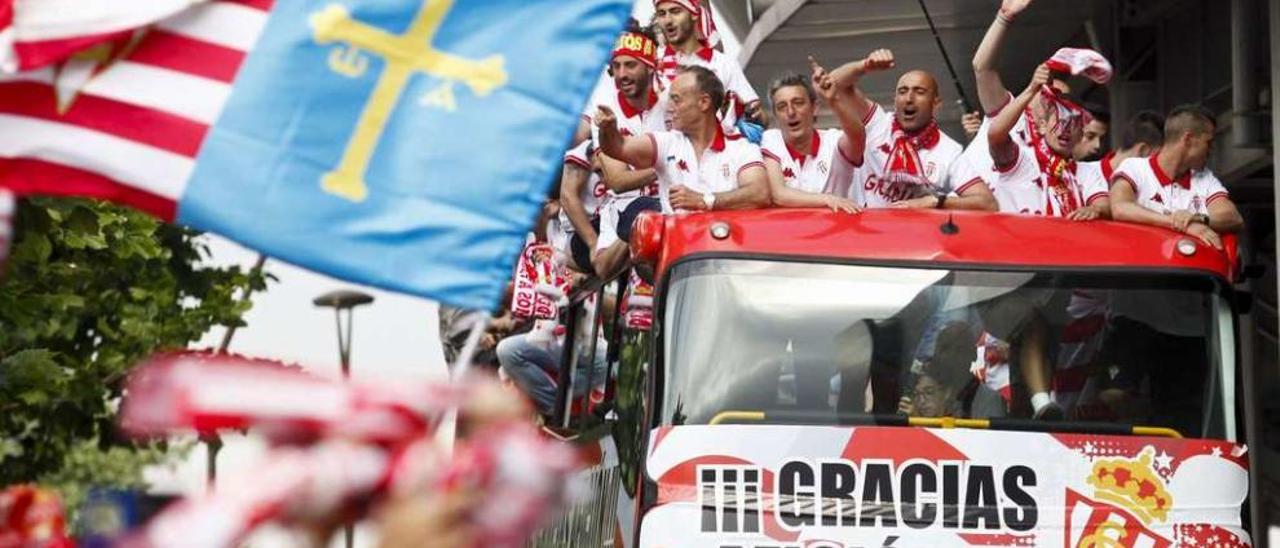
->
xmin=534 ymin=208 xmax=1254 ymax=548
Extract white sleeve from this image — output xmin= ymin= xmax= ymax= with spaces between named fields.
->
xmin=948 ymin=154 xmax=989 ymax=195
xmin=649 ymin=131 xmax=675 ymax=176
xmin=759 ymin=130 xmax=785 ymax=163
xmin=1078 ymin=164 xmax=1109 ymax=205
xmin=734 ymin=143 xmax=765 ymax=177
xmin=1110 ymin=158 xmax=1145 ymax=196
xmin=1199 ymin=170 xmax=1230 ymax=204
xmin=565 ymin=140 xmax=592 ymax=169
xmin=861 ymin=104 xmax=894 ymax=169
xmin=721 ymin=60 xmax=759 ymax=104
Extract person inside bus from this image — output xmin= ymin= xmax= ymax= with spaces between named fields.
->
xmin=898 ymin=322 xmax=1006 ymax=419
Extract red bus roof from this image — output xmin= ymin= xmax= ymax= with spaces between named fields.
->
xmin=651 ymin=209 xmax=1237 ymax=281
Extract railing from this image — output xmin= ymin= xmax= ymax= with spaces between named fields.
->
xmin=530 ymin=462 xmax=622 ymax=548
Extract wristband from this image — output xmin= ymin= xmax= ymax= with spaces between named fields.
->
xmin=934 ymin=192 xmax=948 ymax=210
xmin=1193 ymin=213 xmax=1210 ymax=226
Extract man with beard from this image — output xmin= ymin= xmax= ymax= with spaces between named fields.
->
xmin=653 ymin=0 xmax=763 ymax=129
xmin=578 ymin=22 xmax=668 ymax=278
xmin=596 ymin=65 xmax=769 ymax=216
xmin=824 ymin=50 xmax=996 ymax=210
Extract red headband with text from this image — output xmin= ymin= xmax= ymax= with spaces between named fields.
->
xmin=613 ymin=31 xmax=658 ymax=68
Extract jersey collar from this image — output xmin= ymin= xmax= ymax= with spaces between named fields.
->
xmin=616 ymin=89 xmax=658 ymax=119
xmin=785 ymin=130 xmax=821 ymax=166
xmin=1149 ymin=154 xmax=1191 ymax=189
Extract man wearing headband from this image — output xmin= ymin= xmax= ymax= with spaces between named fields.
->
xmin=653 ymin=0 xmax=763 ymax=128
xmin=582 ymin=21 xmax=669 ymax=278
xmin=822 ymin=50 xmax=996 ymax=211
xmin=595 ymin=65 xmax=769 ymax=218
xmin=1111 ymin=105 xmax=1243 ymax=249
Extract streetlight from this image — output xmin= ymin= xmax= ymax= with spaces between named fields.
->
xmin=313 ymin=289 xmax=374 ymax=378
xmin=313 ymin=288 xmax=374 ymax=548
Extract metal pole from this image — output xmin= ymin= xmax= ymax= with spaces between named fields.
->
xmin=206 ymin=254 xmax=268 ymax=490
xmin=915 ymin=0 xmax=974 ymax=113
xmin=1265 ymin=1 xmax=1280 ymax=542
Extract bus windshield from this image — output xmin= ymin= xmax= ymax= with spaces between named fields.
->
xmin=661 ymin=258 xmax=1235 ymax=440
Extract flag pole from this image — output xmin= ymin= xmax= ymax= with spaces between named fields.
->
xmin=205 ymin=253 xmax=268 ymax=489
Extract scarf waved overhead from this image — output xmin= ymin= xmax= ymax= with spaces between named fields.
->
xmin=882 ymin=118 xmax=941 ymax=188
xmin=1027 ymin=113 xmax=1082 ymax=216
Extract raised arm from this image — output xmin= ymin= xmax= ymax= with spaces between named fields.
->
xmin=810 ymin=56 xmax=866 ymax=169
xmin=595 ymin=106 xmax=656 ymax=169
xmin=988 ymin=63 xmax=1048 ymax=169
xmin=973 ymin=0 xmax=1034 ymax=114
xmin=825 ymin=49 xmax=896 ymax=127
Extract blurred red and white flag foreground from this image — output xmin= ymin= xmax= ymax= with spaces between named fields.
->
xmin=118 ymin=353 xmax=581 ymax=548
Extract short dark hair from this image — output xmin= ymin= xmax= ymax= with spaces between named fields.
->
xmin=767 ymin=72 xmax=816 ymax=109
xmin=677 ymin=65 xmax=725 ymax=113
xmin=1083 ymin=102 xmax=1111 ymax=126
xmin=1119 ymin=110 xmax=1164 ymax=150
xmin=1163 ymin=104 xmax=1216 ymax=144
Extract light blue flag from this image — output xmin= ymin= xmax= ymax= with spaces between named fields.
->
xmin=178 ymin=0 xmax=632 ymax=310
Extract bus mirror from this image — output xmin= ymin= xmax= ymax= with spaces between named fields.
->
xmin=629 ymin=210 xmax=664 ymax=265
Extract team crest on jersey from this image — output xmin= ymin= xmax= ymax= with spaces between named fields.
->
xmin=818 ymin=160 xmax=829 ymax=175
xmin=1191 ymin=196 xmax=1204 ymax=212
xmin=722 ymin=164 xmax=730 ymax=179
xmin=925 ymin=162 xmax=936 ymax=179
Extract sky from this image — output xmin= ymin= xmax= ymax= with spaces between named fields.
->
xmin=141 ymin=4 xmax=744 ymax=546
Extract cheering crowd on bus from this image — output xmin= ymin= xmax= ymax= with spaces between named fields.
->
xmin=446 ymin=0 xmax=1245 ymax=427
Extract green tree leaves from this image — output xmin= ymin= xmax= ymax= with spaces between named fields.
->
xmin=0 ymin=197 xmax=267 ymax=491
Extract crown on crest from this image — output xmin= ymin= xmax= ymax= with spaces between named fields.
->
xmin=1086 ymin=447 xmax=1172 ymax=524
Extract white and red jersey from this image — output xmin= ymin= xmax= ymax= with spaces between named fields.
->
xmin=656 ymin=45 xmax=758 ymax=128
xmin=1073 ymin=152 xmax=1117 ymax=208
xmin=855 ymin=105 xmax=967 ymax=207
xmin=583 ymin=85 xmax=670 ymax=140
xmin=1111 ymin=155 xmax=1230 ymax=215
xmin=650 ymin=125 xmax=763 ymax=213
xmin=992 ymin=142 xmax=1089 ymax=217
xmin=759 ymin=128 xmax=858 ymax=195
xmin=952 ymin=98 xmax=1036 ymax=192
xmin=558 ymin=141 xmax=607 ymax=234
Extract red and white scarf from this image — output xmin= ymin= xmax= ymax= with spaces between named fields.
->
xmin=1026 ymin=101 xmax=1083 ymax=216
xmin=881 ymin=118 xmax=941 ymax=187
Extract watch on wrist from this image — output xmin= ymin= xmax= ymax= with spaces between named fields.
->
xmin=1193 ymin=213 xmax=1210 ymax=225
xmin=933 ymin=191 xmax=948 ymax=210
xmin=702 ymin=192 xmax=717 ymax=211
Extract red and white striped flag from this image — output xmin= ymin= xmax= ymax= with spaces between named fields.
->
xmin=0 ymin=0 xmax=269 ymax=219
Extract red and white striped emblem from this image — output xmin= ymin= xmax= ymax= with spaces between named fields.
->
xmin=0 ymin=0 xmax=273 ymax=219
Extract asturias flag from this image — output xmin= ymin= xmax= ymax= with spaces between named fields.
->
xmin=0 ymin=0 xmax=632 ymax=310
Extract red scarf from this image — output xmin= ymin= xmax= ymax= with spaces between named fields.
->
xmin=882 ymin=118 xmax=940 ymax=186
xmin=1027 ymin=118 xmax=1082 ymax=216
